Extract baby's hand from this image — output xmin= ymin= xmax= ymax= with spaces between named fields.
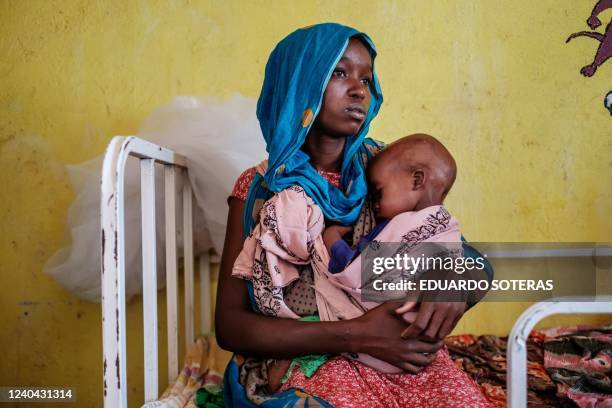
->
xmin=395 ymin=301 xmax=418 ymax=325
xmin=323 ymin=225 xmax=353 ymax=253
xmin=398 ymin=300 xmax=466 ymax=341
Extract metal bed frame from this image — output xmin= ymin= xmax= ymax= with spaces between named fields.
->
xmin=101 ymin=136 xmax=218 ymax=407
xmin=100 ymin=136 xmax=612 ymax=407
xmin=507 ymin=296 xmax=612 ymax=407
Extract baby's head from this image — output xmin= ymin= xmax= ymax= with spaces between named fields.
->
xmin=367 ymin=134 xmax=457 ymax=219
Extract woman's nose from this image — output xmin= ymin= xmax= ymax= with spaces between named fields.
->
xmin=347 ymin=78 xmax=366 ymax=99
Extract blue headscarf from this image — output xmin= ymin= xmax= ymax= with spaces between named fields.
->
xmin=243 ymin=23 xmax=384 ymax=236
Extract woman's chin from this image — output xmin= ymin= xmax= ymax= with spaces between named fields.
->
xmin=340 ymin=125 xmax=364 ymax=137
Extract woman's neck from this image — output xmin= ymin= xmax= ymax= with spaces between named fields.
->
xmin=302 ymin=131 xmax=346 ymax=173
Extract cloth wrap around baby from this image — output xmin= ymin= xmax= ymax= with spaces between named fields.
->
xmin=232 ymin=185 xmax=462 ymax=373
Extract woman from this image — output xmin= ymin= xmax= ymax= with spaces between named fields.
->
xmin=215 ymin=23 xmax=492 ymax=407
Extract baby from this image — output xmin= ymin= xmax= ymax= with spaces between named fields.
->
xmin=323 ymin=133 xmax=457 ymax=275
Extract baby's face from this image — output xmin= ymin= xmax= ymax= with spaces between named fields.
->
xmin=367 ymin=156 xmax=420 ymax=219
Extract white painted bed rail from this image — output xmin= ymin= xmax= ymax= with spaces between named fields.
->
xmin=101 ymin=136 xmax=217 ymax=407
xmin=507 ymin=296 xmax=612 ymax=407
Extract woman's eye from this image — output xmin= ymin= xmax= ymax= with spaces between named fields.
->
xmin=333 ymin=69 xmax=347 ymax=78
xmin=361 ymin=77 xmax=372 ymax=86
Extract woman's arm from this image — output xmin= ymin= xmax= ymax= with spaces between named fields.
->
xmin=215 ymin=198 xmax=355 ymax=358
xmin=214 ymin=198 xmax=442 ymax=372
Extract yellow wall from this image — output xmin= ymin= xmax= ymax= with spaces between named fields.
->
xmin=1 ymin=1 xmax=610 ymax=406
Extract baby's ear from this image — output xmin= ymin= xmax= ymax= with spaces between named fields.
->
xmin=412 ymin=169 xmax=425 ymax=189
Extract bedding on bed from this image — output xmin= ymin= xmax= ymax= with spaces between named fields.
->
xmin=445 ymin=323 xmax=612 ymax=407
xmin=141 ymin=336 xmax=230 ymax=408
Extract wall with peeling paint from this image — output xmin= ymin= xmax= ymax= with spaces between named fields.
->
xmin=1 ymin=1 xmax=610 ymax=406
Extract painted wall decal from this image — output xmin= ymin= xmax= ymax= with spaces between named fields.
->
xmin=566 ymin=0 xmax=612 ymax=77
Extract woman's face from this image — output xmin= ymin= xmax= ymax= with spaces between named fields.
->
xmin=313 ymin=38 xmax=373 ymax=137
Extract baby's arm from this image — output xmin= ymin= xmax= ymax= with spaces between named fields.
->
xmin=322 ymin=225 xmax=354 ymax=274
xmin=322 ymin=225 xmax=352 ymax=253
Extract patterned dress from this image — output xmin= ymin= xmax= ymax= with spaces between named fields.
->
xmin=230 ymin=168 xmax=493 ymax=408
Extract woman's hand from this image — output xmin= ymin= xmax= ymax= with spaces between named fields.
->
xmin=350 ymin=302 xmax=444 ymax=373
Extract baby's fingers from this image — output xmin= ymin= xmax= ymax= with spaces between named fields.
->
xmin=401 ymin=303 xmax=435 ymax=339
xmin=400 ymin=311 xmax=418 ymax=324
xmin=395 ymin=301 xmax=417 ymax=315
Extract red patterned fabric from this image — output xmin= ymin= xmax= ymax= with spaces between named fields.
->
xmin=281 ymin=347 xmax=493 ymax=407
xmin=230 ymin=167 xmax=257 ymax=201
xmin=230 ymin=167 xmax=341 ymax=201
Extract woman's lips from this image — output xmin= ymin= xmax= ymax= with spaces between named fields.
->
xmin=345 ymin=105 xmax=366 ymax=121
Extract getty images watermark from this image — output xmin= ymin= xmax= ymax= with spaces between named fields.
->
xmin=360 ymin=242 xmax=610 ymax=303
